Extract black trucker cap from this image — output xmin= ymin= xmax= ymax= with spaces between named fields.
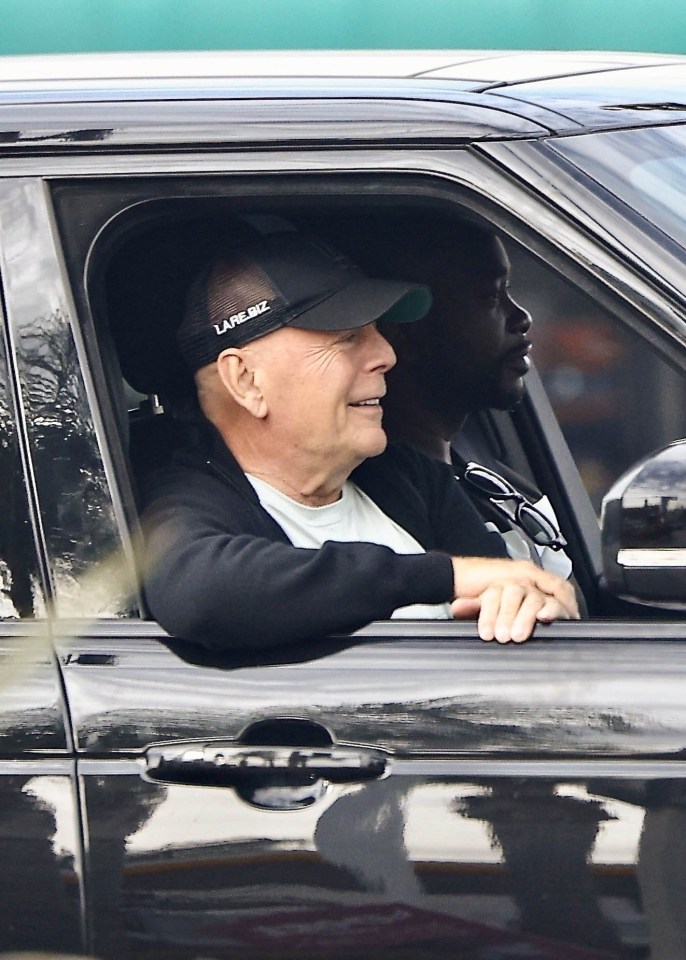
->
xmin=177 ymin=228 xmax=432 ymax=373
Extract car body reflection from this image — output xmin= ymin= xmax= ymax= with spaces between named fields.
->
xmin=78 ymin=772 xmax=672 ymax=958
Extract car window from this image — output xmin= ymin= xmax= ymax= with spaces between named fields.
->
xmin=550 ymin=125 xmax=686 ymax=257
xmin=509 ymin=246 xmax=686 ymax=511
xmin=0 ymin=179 xmax=139 ymax=619
xmin=50 ymin=176 xmax=686 ymax=624
xmin=0 ymin=306 xmax=43 ymax=619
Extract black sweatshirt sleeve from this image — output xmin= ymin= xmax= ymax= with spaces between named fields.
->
xmin=141 ymin=466 xmax=455 ymax=650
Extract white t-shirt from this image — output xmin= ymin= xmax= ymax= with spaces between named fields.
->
xmin=246 ymin=475 xmax=452 ymax=620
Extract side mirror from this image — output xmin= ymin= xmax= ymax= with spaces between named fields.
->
xmin=601 ymin=439 xmax=686 ymax=607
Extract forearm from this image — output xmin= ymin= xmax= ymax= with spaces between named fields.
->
xmin=143 ymin=517 xmax=454 ymax=649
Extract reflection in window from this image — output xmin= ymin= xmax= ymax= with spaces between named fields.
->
xmin=632 ymin=155 xmax=686 ymax=237
xmin=0 ymin=314 xmax=42 ymax=618
xmin=552 ymin=126 xmax=686 ymax=257
xmin=0 ymin=178 xmax=137 ymax=618
xmin=18 ymin=306 xmax=124 ymax=614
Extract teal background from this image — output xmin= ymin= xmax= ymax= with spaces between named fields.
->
xmin=1 ymin=0 xmax=684 ymax=56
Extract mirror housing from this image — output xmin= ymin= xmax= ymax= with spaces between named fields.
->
xmin=601 ymin=439 xmax=686 ymax=607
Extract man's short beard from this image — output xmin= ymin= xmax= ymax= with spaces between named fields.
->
xmin=487 ymin=381 xmax=526 ymax=411
xmin=418 ymin=362 xmax=525 ymax=432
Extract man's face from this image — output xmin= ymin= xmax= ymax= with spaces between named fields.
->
xmin=414 ymin=235 xmax=532 ymax=424
xmin=250 ymin=321 xmax=397 ymax=483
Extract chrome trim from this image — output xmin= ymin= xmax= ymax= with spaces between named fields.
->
xmin=78 ymin=758 xmax=143 ymax=776
xmin=618 ymin=548 xmax=686 ymax=567
xmin=391 ymin=758 xmax=686 ymax=778
xmin=76 ymin=754 xmax=686 ymax=781
xmin=0 ymin=758 xmax=73 ymax=774
xmin=0 ymin=146 xmax=459 ymax=176
xmin=52 ymin=615 xmax=686 ymax=642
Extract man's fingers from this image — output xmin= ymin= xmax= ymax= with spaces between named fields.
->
xmin=535 ymin=596 xmax=573 ymax=624
xmin=474 ymin=584 xmax=506 ymax=642
xmin=508 ymin=590 xmax=562 ymax=643
xmin=452 ymin=577 xmax=577 ymax=643
xmin=487 ymin=581 xmax=534 ymax=643
xmin=539 ymin=575 xmax=579 ymax=620
xmin=465 ymin=581 xmax=532 ymax=643
xmin=451 ymin=556 xmax=581 ymax=623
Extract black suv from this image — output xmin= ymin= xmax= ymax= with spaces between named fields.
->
xmin=5 ymin=50 xmax=686 ymax=959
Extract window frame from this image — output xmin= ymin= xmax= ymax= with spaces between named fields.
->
xmin=20 ymin=137 xmax=686 ymax=625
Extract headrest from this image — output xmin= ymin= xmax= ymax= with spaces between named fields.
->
xmin=105 ymin=217 xmax=241 ymax=401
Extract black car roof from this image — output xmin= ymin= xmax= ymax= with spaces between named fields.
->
xmin=0 ymin=50 xmax=685 ymax=146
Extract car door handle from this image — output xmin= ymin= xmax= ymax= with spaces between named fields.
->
xmin=143 ymin=741 xmax=387 ymax=788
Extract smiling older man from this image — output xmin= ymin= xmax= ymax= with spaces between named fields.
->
xmin=140 ymin=224 xmax=578 ymax=650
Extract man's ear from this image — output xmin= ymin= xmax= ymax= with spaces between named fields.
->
xmin=216 ymin=348 xmax=268 ymax=419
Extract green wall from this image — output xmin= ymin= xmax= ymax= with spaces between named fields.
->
xmin=1 ymin=0 xmax=684 ymax=56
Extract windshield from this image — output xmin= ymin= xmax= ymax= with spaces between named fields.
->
xmin=550 ymin=124 xmax=686 ymax=253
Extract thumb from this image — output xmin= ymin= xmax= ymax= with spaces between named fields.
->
xmin=450 ymin=597 xmax=482 ymax=620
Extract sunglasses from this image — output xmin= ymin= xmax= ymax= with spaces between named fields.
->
xmin=462 ymin=462 xmax=567 ymax=552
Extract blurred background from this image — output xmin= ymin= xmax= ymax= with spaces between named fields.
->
xmin=0 ymin=0 xmax=685 ymax=56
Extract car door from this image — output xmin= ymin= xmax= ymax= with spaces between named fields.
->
xmin=5 ymin=114 xmax=686 ymax=958
xmin=56 ymin=623 xmax=686 ymax=960
xmin=0 ymin=249 xmax=83 ymax=952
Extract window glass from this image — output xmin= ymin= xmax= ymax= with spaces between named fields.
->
xmin=0 ymin=309 xmax=43 ymax=618
xmin=509 ymin=245 xmax=686 ymax=510
xmin=550 ymin=125 xmax=686 ymax=254
xmin=0 ymin=179 xmax=137 ymax=618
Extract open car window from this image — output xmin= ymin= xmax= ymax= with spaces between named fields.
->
xmin=508 ymin=245 xmax=686 ymax=512
xmin=9 ymin=172 xmax=676 ymax=627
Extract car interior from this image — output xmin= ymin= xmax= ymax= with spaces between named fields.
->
xmin=48 ymin=175 xmax=686 ymax=626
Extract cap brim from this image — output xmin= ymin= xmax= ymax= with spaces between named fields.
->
xmin=290 ymin=277 xmax=432 ymax=332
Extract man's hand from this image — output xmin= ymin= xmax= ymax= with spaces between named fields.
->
xmin=450 ymin=556 xmax=579 ymax=643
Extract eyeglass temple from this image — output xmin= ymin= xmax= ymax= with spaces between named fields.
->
xmin=465 ymin=464 xmax=566 ymax=546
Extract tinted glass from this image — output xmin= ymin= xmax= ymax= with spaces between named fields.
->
xmin=0 ymin=179 xmax=137 ymax=618
xmin=0 ymin=305 xmax=42 ymax=618
xmin=550 ymin=125 xmax=686 ymax=254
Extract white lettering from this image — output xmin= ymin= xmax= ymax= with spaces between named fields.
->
xmin=213 ymin=300 xmax=270 ymax=335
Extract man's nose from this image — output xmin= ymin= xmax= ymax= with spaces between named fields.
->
xmin=507 ymin=297 xmax=532 ymax=333
xmin=366 ymin=324 xmax=397 ymax=372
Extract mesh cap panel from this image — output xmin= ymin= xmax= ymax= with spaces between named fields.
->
xmin=178 ymin=253 xmax=286 ymax=371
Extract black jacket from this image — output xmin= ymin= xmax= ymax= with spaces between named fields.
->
xmin=140 ymin=421 xmax=506 ymax=650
